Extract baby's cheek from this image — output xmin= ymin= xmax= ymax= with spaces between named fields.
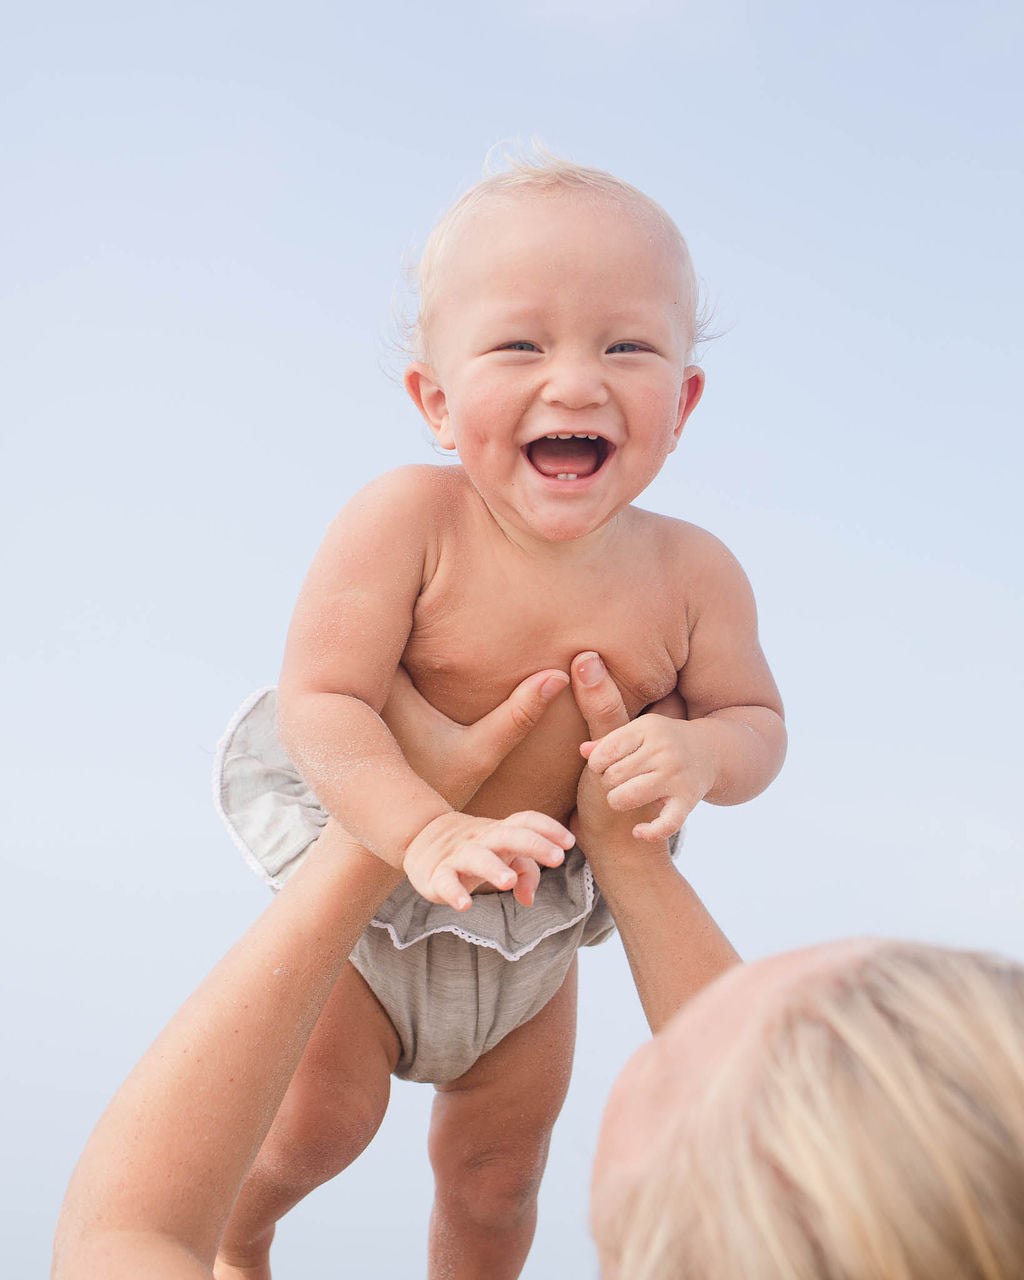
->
xmin=465 ymin=378 xmax=529 ymax=426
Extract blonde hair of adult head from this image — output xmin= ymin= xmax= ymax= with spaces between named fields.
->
xmin=408 ymin=150 xmax=706 ymax=364
xmin=606 ymin=941 xmax=1024 ymax=1280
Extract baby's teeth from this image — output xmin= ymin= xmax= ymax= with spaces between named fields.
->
xmin=556 ymin=433 xmax=574 ymax=439
xmin=557 ymin=472 xmax=579 ymax=480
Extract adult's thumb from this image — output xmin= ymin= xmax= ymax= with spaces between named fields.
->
xmin=465 ymin=668 xmax=569 ymax=769
xmin=571 ymin=652 xmax=630 ymax=740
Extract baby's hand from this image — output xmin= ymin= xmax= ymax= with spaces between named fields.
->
xmin=403 ymin=811 xmax=575 ymax=912
xmin=580 ymin=713 xmax=716 ymax=840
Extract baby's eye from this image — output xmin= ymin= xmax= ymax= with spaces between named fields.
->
xmin=497 ymin=340 xmax=540 ymax=352
xmin=607 ymin=341 xmax=649 ymax=354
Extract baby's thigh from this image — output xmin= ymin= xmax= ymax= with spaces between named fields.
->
xmin=429 ymin=957 xmax=578 ymax=1166
xmin=269 ymin=960 xmax=401 ymax=1158
xmin=299 ymin=959 xmax=401 ymax=1084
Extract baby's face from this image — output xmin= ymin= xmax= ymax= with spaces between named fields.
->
xmin=406 ymin=191 xmax=704 ymax=546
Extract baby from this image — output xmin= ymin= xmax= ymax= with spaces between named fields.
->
xmin=214 ymin=156 xmax=785 ymax=1279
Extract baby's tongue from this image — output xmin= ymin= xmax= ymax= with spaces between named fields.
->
xmin=528 ymin=436 xmax=599 ymax=477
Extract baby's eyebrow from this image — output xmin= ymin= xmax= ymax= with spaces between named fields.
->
xmin=476 ymin=303 xmax=547 ymax=324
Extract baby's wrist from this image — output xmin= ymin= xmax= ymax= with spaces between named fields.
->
xmin=680 ymin=717 xmax=725 ymax=801
xmin=401 ymin=809 xmax=458 ymax=867
xmin=371 ymin=803 xmax=449 ymax=871
xmin=322 ymin=837 xmax=406 ymax=895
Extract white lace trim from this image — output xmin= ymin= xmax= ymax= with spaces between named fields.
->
xmin=366 ymin=860 xmax=597 ymax=963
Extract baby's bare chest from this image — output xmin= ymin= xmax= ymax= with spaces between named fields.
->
xmin=396 ymin=522 xmax=693 ymax=821
xmin=403 ymin=550 xmax=690 ymax=725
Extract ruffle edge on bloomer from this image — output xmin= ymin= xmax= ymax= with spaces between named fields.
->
xmin=361 ymin=847 xmax=598 ymax=962
xmin=212 ymin=685 xmax=602 ymax=963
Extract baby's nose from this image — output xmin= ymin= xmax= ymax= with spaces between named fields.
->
xmin=540 ymin=356 xmax=609 ymax=410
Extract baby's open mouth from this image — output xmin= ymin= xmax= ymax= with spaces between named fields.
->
xmin=525 ymin=433 xmax=611 ymax=480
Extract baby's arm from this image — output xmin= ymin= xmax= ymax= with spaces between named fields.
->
xmin=581 ymin=533 xmax=786 ymax=839
xmin=277 ymin=468 xmax=573 ymax=908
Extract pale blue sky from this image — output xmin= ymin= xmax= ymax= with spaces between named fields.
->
xmin=4 ymin=2 xmax=1022 ymax=1274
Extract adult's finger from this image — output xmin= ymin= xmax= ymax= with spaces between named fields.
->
xmin=462 ymin=669 xmax=570 ymax=771
xmin=571 ymin=652 xmax=631 ymax=741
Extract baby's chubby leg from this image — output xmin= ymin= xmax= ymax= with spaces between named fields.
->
xmin=426 ymin=958 xmax=578 ymax=1280
xmin=214 ymin=831 xmax=403 ymax=1280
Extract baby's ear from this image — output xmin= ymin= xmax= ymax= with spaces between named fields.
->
xmin=671 ymin=365 xmax=705 ymax=447
xmin=404 ymin=363 xmax=455 ymax=450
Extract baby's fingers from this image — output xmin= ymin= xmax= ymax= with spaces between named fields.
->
xmin=430 ymin=847 xmax=520 ymax=909
xmin=605 ymin=772 xmax=664 ymax=814
xmin=510 ymin=856 xmax=541 ymax=907
xmin=428 ymin=865 xmax=476 ymax=912
xmin=632 ymin=798 xmax=689 ymax=842
xmin=582 ymin=725 xmax=643 ymax=776
xmin=504 ymin=810 xmax=575 ymax=852
xmin=463 ymin=845 xmax=523 ymax=894
xmin=487 ymin=823 xmax=568 ymax=871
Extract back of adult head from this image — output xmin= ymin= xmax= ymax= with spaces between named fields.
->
xmin=595 ymin=940 xmax=1024 ymax=1280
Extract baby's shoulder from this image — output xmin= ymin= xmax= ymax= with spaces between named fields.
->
xmin=629 ymin=509 xmax=754 ymax=610
xmin=352 ymin=462 xmax=462 ymax=503
xmin=633 ymin=508 xmax=738 ymax=569
xmin=337 ymin=464 xmax=471 ymax=527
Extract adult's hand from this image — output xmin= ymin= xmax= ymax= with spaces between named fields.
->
xmin=382 ymin=665 xmax=570 ymax=811
xmin=382 ymin=665 xmax=571 ymax=905
xmin=569 ymin=652 xmax=674 ymax=860
xmin=568 ymin=651 xmax=740 ymax=1032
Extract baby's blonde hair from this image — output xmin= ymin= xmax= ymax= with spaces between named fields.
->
xmin=608 ymin=942 xmax=1024 ymax=1280
xmin=405 ymin=146 xmax=707 ymax=363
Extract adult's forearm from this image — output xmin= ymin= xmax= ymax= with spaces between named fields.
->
xmin=588 ymin=845 xmax=739 ymax=1033
xmin=53 ymin=834 xmax=400 ymax=1279
xmin=570 ymin=652 xmax=745 ymax=1031
xmin=52 ymin=1231 xmax=211 ymax=1279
